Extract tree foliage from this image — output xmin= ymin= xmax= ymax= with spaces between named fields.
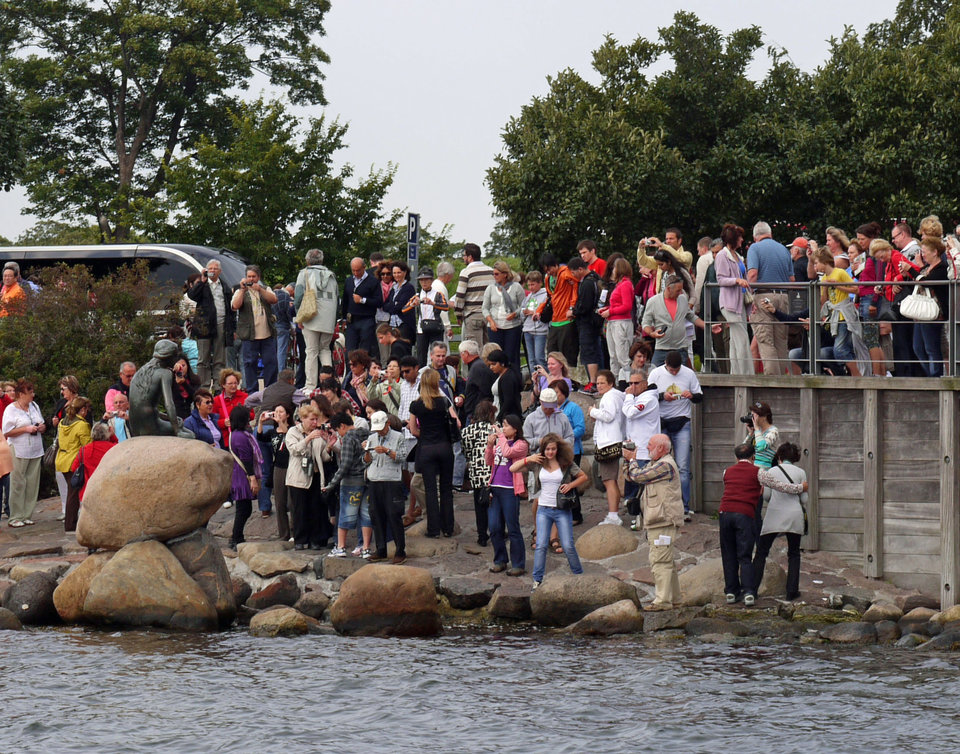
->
xmin=488 ymin=3 xmax=960 ymax=268
xmin=150 ymin=98 xmax=398 ymax=282
xmin=4 ymin=0 xmax=331 ymax=242
xmin=0 ymin=262 xmax=178 ymax=413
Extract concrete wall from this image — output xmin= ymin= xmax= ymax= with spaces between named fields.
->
xmin=693 ymin=375 xmax=960 ymax=606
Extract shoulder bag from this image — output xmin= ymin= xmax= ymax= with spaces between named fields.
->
xmin=43 ymin=436 xmax=59 ymax=470
xmin=594 ymin=442 xmax=623 ymax=463
xmin=899 ymin=282 xmax=940 ymax=322
xmin=555 ymin=465 xmax=578 ymax=510
xmin=69 ymin=446 xmax=86 ymax=490
xmin=295 ymin=271 xmax=318 ymax=324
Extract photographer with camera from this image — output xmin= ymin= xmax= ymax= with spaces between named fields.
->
xmin=231 ymin=265 xmax=279 ymax=392
xmin=740 ymin=401 xmax=779 ymax=470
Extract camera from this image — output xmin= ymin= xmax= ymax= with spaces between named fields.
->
xmin=321 ymin=422 xmax=331 ymax=431
xmin=739 ymin=414 xmax=754 ymax=426
xmin=656 ymin=325 xmax=668 ymax=334
xmin=645 ymin=240 xmax=657 ymax=247
xmin=762 ymin=297 xmax=771 ymax=305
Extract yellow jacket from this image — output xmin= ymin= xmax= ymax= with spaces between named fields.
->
xmin=56 ymin=418 xmax=92 ymax=473
xmin=636 ymin=242 xmax=693 ymax=272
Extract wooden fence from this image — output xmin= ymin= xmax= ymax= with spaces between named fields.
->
xmin=693 ymin=375 xmax=960 ymax=606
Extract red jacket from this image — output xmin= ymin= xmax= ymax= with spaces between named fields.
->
xmin=70 ymin=440 xmax=118 ymax=501
xmin=607 ymin=278 xmax=634 ymax=320
xmin=720 ymin=460 xmax=761 ymax=517
xmin=215 ymin=390 xmax=250 ymax=449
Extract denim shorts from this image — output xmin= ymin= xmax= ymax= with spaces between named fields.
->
xmin=832 ymin=322 xmax=856 ymax=361
xmin=337 ymin=484 xmax=371 ymax=529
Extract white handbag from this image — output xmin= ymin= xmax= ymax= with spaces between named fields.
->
xmin=899 ymin=285 xmax=940 ymax=322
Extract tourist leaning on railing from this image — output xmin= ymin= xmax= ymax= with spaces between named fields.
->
xmin=899 ymin=236 xmax=950 ymax=377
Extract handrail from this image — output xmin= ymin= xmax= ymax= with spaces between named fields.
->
xmin=700 ymin=278 xmax=958 ymax=377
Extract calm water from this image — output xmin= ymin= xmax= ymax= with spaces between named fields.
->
xmin=3 ymin=627 xmax=960 ymax=752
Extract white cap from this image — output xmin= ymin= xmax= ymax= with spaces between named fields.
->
xmin=370 ymin=411 xmax=388 ymax=431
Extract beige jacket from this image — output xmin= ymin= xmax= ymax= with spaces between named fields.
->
xmin=284 ymin=424 xmax=330 ymax=489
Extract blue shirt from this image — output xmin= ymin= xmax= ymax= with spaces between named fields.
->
xmin=560 ymin=399 xmax=585 ymax=455
xmin=746 ymin=238 xmax=794 ymax=284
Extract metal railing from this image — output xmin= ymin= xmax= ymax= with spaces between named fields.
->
xmin=700 ymin=278 xmax=958 ymax=377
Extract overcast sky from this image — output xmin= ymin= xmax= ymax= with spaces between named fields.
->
xmin=2 ymin=0 xmax=900 ymax=247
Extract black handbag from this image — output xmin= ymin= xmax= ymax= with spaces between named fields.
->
xmin=70 ymin=446 xmax=86 ymax=490
xmin=594 ymin=442 xmax=622 ymax=463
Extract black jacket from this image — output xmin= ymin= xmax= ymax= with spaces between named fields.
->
xmin=187 ymin=278 xmax=236 ymax=340
xmin=341 ymin=270 xmax=383 ymax=320
xmin=494 ymin=368 xmax=523 ymax=422
xmin=463 ymin=358 xmax=495 ymax=420
xmin=382 ymin=281 xmax=416 ymax=335
xmin=573 ymin=271 xmax=602 ymax=321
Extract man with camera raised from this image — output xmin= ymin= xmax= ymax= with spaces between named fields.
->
xmin=232 ymin=264 xmax=279 ymax=392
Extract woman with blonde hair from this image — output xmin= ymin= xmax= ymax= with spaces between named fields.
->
xmin=56 ymin=396 xmax=92 ymax=528
xmin=482 ymin=260 xmax=525 ymax=377
xmin=531 ymin=351 xmax=573 ymax=400
xmin=408 ymin=369 xmax=459 ymax=537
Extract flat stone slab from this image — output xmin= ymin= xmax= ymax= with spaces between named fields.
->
xmin=487 ymin=583 xmax=532 ymax=620
xmin=10 ymin=560 xmax=73 ymax=581
xmin=439 ymin=577 xmax=495 ymax=610
xmin=4 ymin=545 xmax=63 ymax=559
xmin=237 ymin=541 xmax=294 ymax=565
xmin=319 ymin=556 xmax=370 ymax=581
xmin=642 ymin=605 xmax=706 ymax=633
xmin=246 ymin=552 xmax=311 ymax=578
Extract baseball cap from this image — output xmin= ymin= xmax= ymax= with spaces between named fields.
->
xmin=791 ymin=237 xmax=809 ymax=250
xmin=370 ymin=411 xmax=388 ymax=431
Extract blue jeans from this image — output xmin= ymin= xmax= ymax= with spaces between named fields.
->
xmin=533 ymin=506 xmax=583 ymax=583
xmin=913 ymin=322 xmax=943 ymax=377
xmin=241 ymin=336 xmax=278 ymax=392
xmin=663 ymin=421 xmax=691 ymax=511
xmin=832 ymin=322 xmax=855 ymax=362
xmin=276 ymin=327 xmax=292 ymax=371
xmin=337 ymin=484 xmax=371 ymax=529
xmin=719 ymin=511 xmax=757 ymax=598
xmin=524 ymin=331 xmax=547 ymax=372
xmin=489 ymin=486 xmax=525 ymax=569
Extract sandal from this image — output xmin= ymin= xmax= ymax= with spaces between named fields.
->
xmin=530 ymin=529 xmax=537 ymax=548
xmin=401 ymin=508 xmax=422 ymax=527
xmin=549 ymin=537 xmax=563 ymax=554
xmin=8 ymin=520 xmax=24 ymax=528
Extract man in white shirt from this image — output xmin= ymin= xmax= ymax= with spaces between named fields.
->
xmin=648 ymin=350 xmax=702 ymax=521
xmin=621 ymin=367 xmax=660 ymax=529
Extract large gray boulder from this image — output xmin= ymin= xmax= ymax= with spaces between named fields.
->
xmin=76 ymin=436 xmax=232 ymax=549
xmin=167 ymin=528 xmax=236 ymax=627
xmin=530 ymin=573 xmax=640 ymax=627
xmin=563 ymin=599 xmax=645 ymax=636
xmin=82 ymin=540 xmax=218 ymax=631
xmin=330 ymin=564 xmax=440 ymax=637
xmin=53 ymin=552 xmax=114 ymax=623
xmin=679 ymin=558 xmax=786 ymax=606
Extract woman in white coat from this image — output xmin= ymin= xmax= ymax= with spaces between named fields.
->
xmin=589 ymin=370 xmax=625 ymax=526
xmin=753 ymin=442 xmax=808 ymax=601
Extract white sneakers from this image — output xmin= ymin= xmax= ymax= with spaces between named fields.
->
xmin=599 ymin=512 xmax=622 ymax=526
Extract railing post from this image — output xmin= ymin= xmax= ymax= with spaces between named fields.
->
xmin=940 ymin=390 xmax=960 ymax=608
xmin=808 ymin=279 xmax=819 ymax=376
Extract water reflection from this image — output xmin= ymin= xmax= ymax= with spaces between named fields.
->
xmin=2 ymin=630 xmax=960 ymax=752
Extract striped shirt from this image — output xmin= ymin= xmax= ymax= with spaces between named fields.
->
xmin=455 ymin=261 xmax=495 ymax=317
xmin=626 ymin=456 xmax=676 ymax=485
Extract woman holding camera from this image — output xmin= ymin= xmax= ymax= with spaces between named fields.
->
xmin=258 ymin=404 xmax=292 ymax=541
xmin=511 ymin=433 xmax=587 ymax=588
xmin=484 ymin=413 xmax=529 ymax=576
xmin=286 ymin=403 xmax=333 ymax=550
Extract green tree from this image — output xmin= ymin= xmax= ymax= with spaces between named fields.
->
xmin=152 ymin=98 xmax=398 ymax=283
xmin=4 ymin=0 xmax=331 ymax=242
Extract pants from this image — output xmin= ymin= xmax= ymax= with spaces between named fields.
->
xmin=749 ymin=292 xmax=789 ymax=374
xmin=663 ymin=421 xmax=691 ymax=511
xmin=605 ymin=319 xmax=633 ymax=382
xmin=241 ymin=336 xmax=279 ymax=392
xmin=577 ymin=320 xmax=602 ymax=368
xmin=532 ymin=506 xmax=583 ymax=583
xmin=490 ymin=326 xmax=522 ymax=379
xmin=368 ymin=480 xmax=404 ymax=557
xmin=231 ymin=498 xmax=253 ymax=545
xmin=914 ymin=321 xmax=944 ymax=377
xmin=345 ymin=316 xmax=377 ymax=357
xmin=461 ymin=312 xmax=487 ymax=347
xmin=9 ymin=455 xmax=41 ymax=524
xmin=753 ymin=531 xmax=802 ymax=599
xmin=719 ymin=511 xmax=757 ymax=598
xmin=416 ymin=329 xmax=445 ymax=367
xmin=546 ymin=322 xmax=579 ymax=368
xmin=290 ymin=475 xmax=328 ymax=547
xmin=453 ymin=442 xmax=466 ymax=487
xmin=647 ymin=523 xmax=681 ymax=605
xmin=273 ymin=465 xmax=290 ymax=540
xmin=418 ymin=443 xmax=455 ymax=536
xmin=722 ymin=308 xmax=754 ymax=375
xmin=295 ymin=328 xmax=307 ymax=388
xmin=489 ymin=486 xmax=525 ymax=569
xmin=276 ymin=327 xmax=292 ymax=372
xmin=257 ymin=437 xmax=274 ymax=513
xmin=198 ymin=330 xmax=227 ymax=388
xmin=302 ymin=329 xmax=334 ymax=390
xmin=337 ymin=484 xmax=371 ymax=529
xmin=473 ymin=486 xmax=490 ymax=544
xmin=56 ymin=470 xmax=69 ymax=514
xmin=64 ymin=485 xmax=81 ymax=532
xmin=892 ymin=314 xmax=918 ymax=376
xmin=0 ymin=473 xmax=8 ymax=515
xmin=524 ymin=331 xmax=547 ymax=373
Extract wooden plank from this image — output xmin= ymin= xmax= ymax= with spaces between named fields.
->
xmin=820 ymin=499 xmax=864 ymax=518
xmin=820 ymin=532 xmax=863 ymax=553
xmin=733 ymin=386 xmax=750 ymax=446
xmin=882 ymin=534 xmax=941 ymax=556
xmin=882 ymin=518 xmax=943 ymax=537
xmin=884 ymin=460 xmax=943 ymax=479
xmin=818 ymin=399 xmax=864 ymax=423
xmin=863 ymin=390 xmax=882 ymax=577
xmin=884 ymin=554 xmax=942 ymax=574
xmin=699 ymin=374 xmax=960 ymax=391
xmin=882 ymin=502 xmax=942 ymax=520
xmin=882 ymin=401 xmax=941 ymax=422
xmin=818 ymin=462 xmax=865 ymax=481
xmin=940 ymin=391 xmax=960 ymax=608
xmin=820 ymin=516 xmax=865 ymax=534
xmin=818 ymin=481 xmax=865 ymax=499
xmin=800 ymin=387 xmax=819 ymax=551
xmin=883 ymin=572 xmax=941 ymax=593
xmin=882 ymin=481 xmax=940 ymax=502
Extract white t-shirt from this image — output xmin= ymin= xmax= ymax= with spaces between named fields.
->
xmin=538 ymin=465 xmax=563 ymax=508
xmin=647 ymin=364 xmax=701 ymax=420
xmin=2 ymin=402 xmax=45 ymax=459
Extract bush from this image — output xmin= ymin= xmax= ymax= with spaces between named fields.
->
xmin=0 ymin=261 xmax=179 ymax=415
